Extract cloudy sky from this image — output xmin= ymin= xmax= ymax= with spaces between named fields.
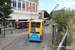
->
xmin=39 ymin=0 xmax=75 ymax=13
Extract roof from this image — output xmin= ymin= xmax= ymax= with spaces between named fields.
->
xmin=31 ymin=19 xmax=44 ymax=22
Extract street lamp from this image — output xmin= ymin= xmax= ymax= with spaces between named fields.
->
xmin=51 ymin=4 xmax=59 ymax=21
xmin=56 ymin=4 xmax=59 ymax=13
xmin=29 ymin=4 xmax=35 ymax=20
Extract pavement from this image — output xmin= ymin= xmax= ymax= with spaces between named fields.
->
xmin=2 ymin=27 xmax=15 ymax=31
xmin=45 ymin=24 xmax=52 ymax=50
xmin=0 ymin=24 xmax=52 ymax=50
xmin=0 ymin=32 xmax=28 ymax=50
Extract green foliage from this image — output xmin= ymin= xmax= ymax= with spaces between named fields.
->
xmin=60 ymin=32 xmax=64 ymax=37
xmin=0 ymin=0 xmax=13 ymax=21
xmin=66 ymin=46 xmax=73 ymax=50
xmin=60 ymin=32 xmax=65 ymax=42
xmin=52 ymin=44 xmax=58 ymax=50
xmin=67 ymin=18 xmax=74 ymax=46
xmin=53 ymin=10 xmax=74 ymax=46
xmin=49 ymin=13 xmax=51 ymax=19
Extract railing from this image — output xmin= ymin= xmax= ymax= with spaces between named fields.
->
xmin=0 ymin=27 xmax=5 ymax=38
xmin=52 ymin=24 xmax=58 ymax=44
xmin=57 ymin=26 xmax=68 ymax=50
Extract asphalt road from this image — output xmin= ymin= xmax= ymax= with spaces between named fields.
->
xmin=6 ymin=32 xmax=46 ymax=50
xmin=3 ymin=25 xmax=52 ymax=50
xmin=1 ymin=28 xmax=28 ymax=35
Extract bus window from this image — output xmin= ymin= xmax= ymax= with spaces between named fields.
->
xmin=20 ymin=23 xmax=24 ymax=26
xmin=16 ymin=23 xmax=19 ymax=26
xmin=36 ymin=22 xmax=40 ymax=28
xmin=31 ymin=22 xmax=40 ymax=28
xmin=44 ymin=21 xmax=46 ymax=23
xmin=31 ymin=22 xmax=35 ymax=27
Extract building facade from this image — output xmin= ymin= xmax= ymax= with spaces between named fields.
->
xmin=8 ymin=0 xmax=39 ymax=21
xmin=38 ymin=10 xmax=49 ymax=19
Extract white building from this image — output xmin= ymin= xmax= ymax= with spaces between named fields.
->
xmin=8 ymin=0 xmax=39 ymax=21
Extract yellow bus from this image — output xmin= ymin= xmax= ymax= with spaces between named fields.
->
xmin=42 ymin=18 xmax=49 ymax=26
xmin=28 ymin=20 xmax=44 ymax=41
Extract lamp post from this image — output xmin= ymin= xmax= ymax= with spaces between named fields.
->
xmin=56 ymin=4 xmax=59 ymax=14
xmin=51 ymin=4 xmax=59 ymax=21
xmin=29 ymin=4 xmax=35 ymax=20
xmin=31 ymin=5 xmax=32 ymax=19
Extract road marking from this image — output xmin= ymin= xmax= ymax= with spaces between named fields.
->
xmin=4 ymin=34 xmax=27 ymax=50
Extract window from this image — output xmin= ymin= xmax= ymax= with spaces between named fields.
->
xmin=32 ymin=0 xmax=35 ymax=2
xmin=20 ymin=23 xmax=25 ymax=26
xmin=36 ymin=22 xmax=40 ymax=28
xmin=20 ymin=22 xmax=29 ymax=26
xmin=15 ymin=23 xmax=19 ymax=26
xmin=31 ymin=22 xmax=40 ymax=28
xmin=25 ymin=22 xmax=29 ymax=25
xmin=31 ymin=22 xmax=35 ymax=27
xmin=33 ymin=4 xmax=35 ymax=9
xmin=22 ymin=1 xmax=25 ymax=11
xmin=13 ymin=0 xmax=16 ymax=9
xmin=18 ymin=0 xmax=21 ymax=10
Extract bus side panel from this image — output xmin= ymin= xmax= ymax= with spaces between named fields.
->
xmin=19 ymin=23 xmax=23 ymax=29
xmin=28 ymin=21 xmax=31 ymax=38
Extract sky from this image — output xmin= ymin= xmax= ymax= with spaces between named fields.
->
xmin=39 ymin=0 xmax=75 ymax=13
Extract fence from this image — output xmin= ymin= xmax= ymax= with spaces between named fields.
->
xmin=57 ymin=25 xmax=68 ymax=50
xmin=52 ymin=24 xmax=58 ymax=44
xmin=0 ymin=27 xmax=5 ymax=38
xmin=52 ymin=25 xmax=68 ymax=50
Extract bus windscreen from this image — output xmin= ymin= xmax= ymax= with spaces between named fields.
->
xmin=31 ymin=22 xmax=40 ymax=28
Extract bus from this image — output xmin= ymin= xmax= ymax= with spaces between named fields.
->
xmin=15 ymin=21 xmax=29 ymax=29
xmin=28 ymin=20 xmax=44 ymax=41
xmin=42 ymin=18 xmax=49 ymax=26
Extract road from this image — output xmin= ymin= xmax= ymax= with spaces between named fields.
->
xmin=6 ymin=33 xmax=45 ymax=50
xmin=3 ymin=24 xmax=52 ymax=50
xmin=1 ymin=28 xmax=28 ymax=35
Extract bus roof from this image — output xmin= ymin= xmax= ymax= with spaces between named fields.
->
xmin=31 ymin=19 xmax=44 ymax=22
xmin=42 ymin=18 xmax=47 ymax=19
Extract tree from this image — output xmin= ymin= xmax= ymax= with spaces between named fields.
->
xmin=0 ymin=0 xmax=13 ymax=25
xmin=53 ymin=10 xmax=74 ymax=46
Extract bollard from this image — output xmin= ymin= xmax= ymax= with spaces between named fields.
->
xmin=11 ymin=31 xmax=12 ymax=34
xmin=11 ymin=31 xmax=13 ymax=39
